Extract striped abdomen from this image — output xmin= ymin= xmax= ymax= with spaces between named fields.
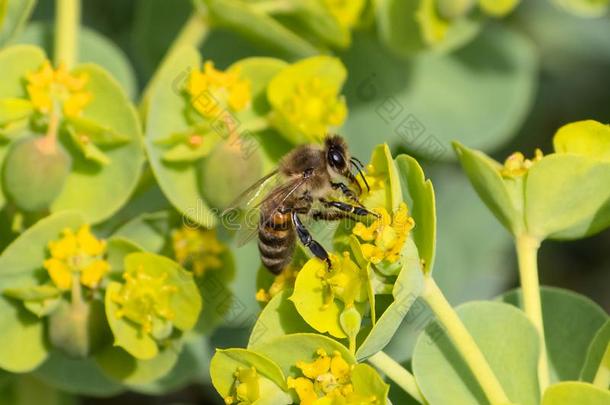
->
xmin=258 ymin=209 xmax=295 ymax=274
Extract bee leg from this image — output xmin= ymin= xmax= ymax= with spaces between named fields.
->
xmin=291 ymin=211 xmax=331 ymax=269
xmin=331 ymin=182 xmax=365 ymax=207
xmin=321 ymin=199 xmax=380 ymax=218
xmin=311 ymin=210 xmax=353 ymax=221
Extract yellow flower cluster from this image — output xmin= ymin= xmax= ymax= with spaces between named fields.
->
xmin=500 ymin=149 xmax=543 ymax=178
xmin=43 ymin=225 xmax=109 ymax=290
xmin=353 ymin=202 xmax=414 ymax=264
xmin=280 ymin=77 xmax=347 ymax=142
xmin=288 ymin=349 xmax=376 ymax=405
xmin=26 ymin=60 xmax=91 ymax=117
xmin=224 ymin=366 xmax=260 ymax=405
xmin=255 ymin=266 xmax=298 ymax=303
xmin=111 ymin=266 xmax=177 ymax=334
xmin=171 ymin=226 xmax=225 ymax=277
xmin=186 ymin=61 xmax=251 ymax=119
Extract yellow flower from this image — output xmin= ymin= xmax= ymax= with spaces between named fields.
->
xmin=353 ymin=203 xmax=415 ymax=264
xmin=280 ymin=77 xmax=347 ymax=142
xmin=287 ymin=349 xmax=370 ymax=405
xmin=320 ymin=252 xmax=367 ymax=309
xmin=26 ymin=60 xmax=91 ymax=117
xmin=43 ymin=225 xmax=110 ymax=290
xmin=171 ymin=226 xmax=225 ymax=277
xmin=255 ymin=266 xmax=298 ymax=303
xmin=500 ymin=149 xmax=544 ymax=178
xmin=322 ymin=0 xmax=365 ymax=29
xmin=185 ymin=61 xmax=251 ymax=119
xmin=111 ymin=265 xmax=178 ymax=334
xmin=224 ymin=366 xmax=263 ymax=405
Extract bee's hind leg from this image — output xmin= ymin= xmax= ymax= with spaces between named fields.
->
xmin=291 ymin=211 xmax=331 ymax=269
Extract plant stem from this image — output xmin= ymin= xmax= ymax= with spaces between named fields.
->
xmin=421 ymin=276 xmax=510 ymax=404
xmin=140 ymin=11 xmax=209 ymax=107
xmin=71 ymin=272 xmax=84 ymax=311
xmin=368 ymin=351 xmax=426 ymax=404
xmin=54 ymin=0 xmax=80 ymax=68
xmin=516 ymin=233 xmax=550 ymax=392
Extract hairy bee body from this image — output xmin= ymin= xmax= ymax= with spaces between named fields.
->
xmin=258 ymin=207 xmax=295 ymax=274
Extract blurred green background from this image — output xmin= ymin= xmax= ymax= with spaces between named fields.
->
xmin=2 ymin=0 xmax=609 ymax=403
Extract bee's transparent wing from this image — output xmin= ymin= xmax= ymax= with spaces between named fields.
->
xmin=233 ymin=175 xmax=310 ymax=247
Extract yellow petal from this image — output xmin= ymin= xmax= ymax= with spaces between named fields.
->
xmin=287 ymin=377 xmax=318 ymax=405
xmin=44 ymin=258 xmax=72 ymax=290
xmin=297 ymin=352 xmax=331 ymax=379
xmin=330 ymin=351 xmax=351 ymax=384
xmin=48 ymin=228 xmax=78 ymax=259
xmin=80 ymin=260 xmax=110 ymax=288
xmin=76 ymin=225 xmax=106 ymax=256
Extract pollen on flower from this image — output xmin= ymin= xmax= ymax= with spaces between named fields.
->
xmin=500 ymin=149 xmax=543 ymax=178
xmin=43 ymin=225 xmax=110 ymax=290
xmin=353 ymin=202 xmax=415 ymax=264
xmin=185 ymin=61 xmax=251 ymax=119
xmin=280 ymin=77 xmax=347 ymax=142
xmin=111 ymin=265 xmax=178 ymax=334
xmin=316 ymin=252 xmax=366 ymax=310
xmin=287 ymin=349 xmax=374 ymax=405
xmin=171 ymin=226 xmax=225 ymax=277
xmin=26 ymin=60 xmax=92 ymax=117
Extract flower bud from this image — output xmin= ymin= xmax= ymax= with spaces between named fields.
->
xmin=48 ymin=299 xmax=108 ymax=358
xmin=199 ymin=138 xmax=263 ymax=210
xmin=3 ymin=136 xmax=71 ymax=212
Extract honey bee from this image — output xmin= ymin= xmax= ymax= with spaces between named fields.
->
xmin=224 ymin=135 xmax=377 ymax=274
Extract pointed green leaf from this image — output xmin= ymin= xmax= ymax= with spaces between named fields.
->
xmin=581 ymin=320 xmax=610 ymax=383
xmin=542 ymin=382 xmax=610 ymax=405
xmin=65 ymin=115 xmax=131 ymax=146
xmin=0 ymin=98 xmax=33 ymax=125
xmin=0 ymin=0 xmax=35 ymax=46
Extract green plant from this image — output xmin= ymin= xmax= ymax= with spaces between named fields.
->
xmin=0 ymin=0 xmax=608 ymax=404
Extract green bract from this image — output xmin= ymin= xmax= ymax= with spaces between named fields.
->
xmin=454 ymin=120 xmax=610 ymax=240
xmin=0 ymin=0 xmax=35 ymax=47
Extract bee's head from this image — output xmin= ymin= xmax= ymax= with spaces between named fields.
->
xmin=324 ymin=135 xmax=369 ymax=193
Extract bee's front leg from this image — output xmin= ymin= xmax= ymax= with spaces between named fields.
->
xmin=320 ymin=199 xmax=379 ymax=218
xmin=291 ymin=211 xmax=331 ymax=269
xmin=331 ymin=182 xmax=364 ymax=207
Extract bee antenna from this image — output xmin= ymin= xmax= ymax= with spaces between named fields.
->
xmin=350 ymin=156 xmax=365 ymax=169
xmin=350 ymin=160 xmax=370 ymax=192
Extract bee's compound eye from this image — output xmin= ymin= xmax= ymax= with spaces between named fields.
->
xmin=329 ymin=149 xmax=346 ymax=169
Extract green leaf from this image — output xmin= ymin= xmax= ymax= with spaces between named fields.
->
xmin=413 ymin=301 xmax=540 ymax=405
xmin=105 ymin=237 xmax=143 ymax=274
xmin=375 ymin=0 xmax=481 ymax=56
xmin=550 ymin=0 xmax=609 ymax=18
xmin=65 ymin=125 xmax=111 ymax=166
xmin=144 ymin=45 xmax=217 ymax=228
xmin=0 ymin=295 xmax=48 ymax=372
xmin=0 ymin=98 xmax=33 ymax=125
xmin=0 ymin=210 xmax=84 ymax=290
xmin=553 ymin=120 xmax=610 ymax=162
xmin=342 ymin=26 xmax=537 ymax=161
xmin=111 ymin=211 xmax=172 ymax=253
xmin=524 ymin=154 xmax=610 ymax=240
xmin=160 ymin=132 xmax=221 ymax=162
xmin=247 ymin=289 xmax=315 ymax=348
xmin=95 ymin=343 xmax=180 ymax=386
xmin=34 ymin=350 xmax=124 ymax=397
xmin=453 ymin=142 xmax=523 ymax=236
xmin=542 ymin=381 xmax=610 ymax=404
xmin=0 ymin=0 xmax=35 ymax=46
xmin=49 ymin=63 xmax=144 ymax=223
xmin=501 ymin=286 xmax=608 ymax=382
xmin=581 ymin=320 xmax=610 ymax=382
xmin=210 ymin=348 xmax=288 ymax=395
xmin=203 ymin=0 xmax=320 ymax=58
xmin=395 ymin=154 xmax=436 ymax=273
xmin=3 ymin=284 xmax=60 ymax=301
xmin=355 ymin=236 xmax=424 ymax=360
xmin=15 ymin=22 xmax=138 ymax=98
xmin=251 ymin=333 xmax=356 ymax=377
xmin=65 ymin=115 xmax=131 ymax=146
xmin=351 ymin=363 xmax=391 ymax=403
